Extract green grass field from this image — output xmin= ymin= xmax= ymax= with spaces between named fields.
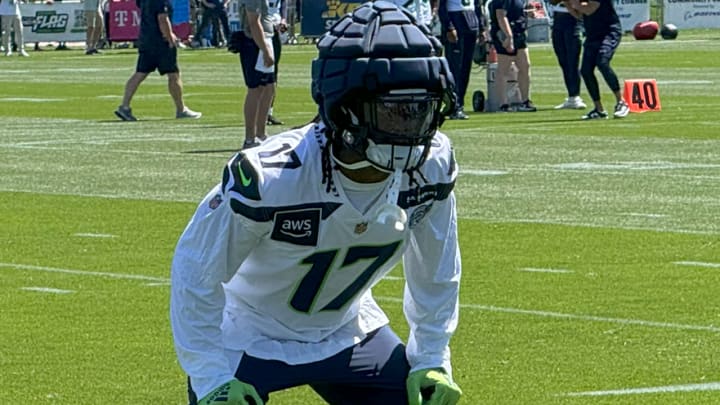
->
xmin=1 ymin=29 xmax=719 ymax=404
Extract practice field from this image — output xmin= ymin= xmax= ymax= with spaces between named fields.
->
xmin=1 ymin=30 xmax=719 ymax=404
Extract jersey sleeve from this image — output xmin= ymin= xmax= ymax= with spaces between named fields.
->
xmin=170 ymin=153 xmax=271 ymax=399
xmin=402 ymin=133 xmax=461 ymax=376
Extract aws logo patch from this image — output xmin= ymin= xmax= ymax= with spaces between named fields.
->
xmin=271 ymin=209 xmax=321 ymax=246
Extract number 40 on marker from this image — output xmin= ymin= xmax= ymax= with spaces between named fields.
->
xmin=623 ymin=79 xmax=662 ymax=113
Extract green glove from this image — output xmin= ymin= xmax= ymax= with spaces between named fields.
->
xmin=199 ymin=379 xmax=264 ymax=405
xmin=407 ymin=368 xmax=462 ymax=405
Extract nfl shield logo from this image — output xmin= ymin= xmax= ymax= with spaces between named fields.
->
xmin=354 ymin=222 xmax=368 ymax=234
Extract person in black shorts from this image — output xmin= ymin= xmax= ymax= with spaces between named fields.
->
xmin=488 ymin=0 xmax=536 ymax=112
xmin=234 ymin=0 xmax=275 ymax=149
xmin=115 ymin=0 xmax=201 ymax=121
xmin=567 ymin=0 xmax=629 ymax=119
xmin=549 ymin=0 xmax=586 ymax=109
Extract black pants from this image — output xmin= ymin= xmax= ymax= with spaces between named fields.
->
xmin=581 ymin=26 xmax=622 ymax=102
xmin=443 ymin=10 xmax=479 ymax=111
xmin=551 ymin=13 xmax=582 ymax=98
xmin=196 ymin=6 xmax=230 ymax=45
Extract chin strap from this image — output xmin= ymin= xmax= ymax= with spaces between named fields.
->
xmin=375 ymin=169 xmax=408 ymax=231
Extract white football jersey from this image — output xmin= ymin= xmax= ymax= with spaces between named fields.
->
xmin=171 ymin=122 xmax=461 ymax=399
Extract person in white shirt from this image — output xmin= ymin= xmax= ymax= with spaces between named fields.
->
xmin=171 ymin=3 xmax=463 ymax=405
xmin=0 ymin=0 xmax=28 ymax=57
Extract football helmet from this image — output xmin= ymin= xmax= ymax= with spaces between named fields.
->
xmin=311 ymin=1 xmax=456 ymax=172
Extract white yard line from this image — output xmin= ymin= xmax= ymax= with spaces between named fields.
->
xmin=518 ymin=267 xmax=573 ymax=274
xmin=0 ymin=262 xmax=167 ymax=282
xmin=4 ymin=262 xmax=720 ymax=333
xmin=562 ymin=382 xmax=720 ymax=397
xmin=674 ymin=261 xmax=720 ymax=269
xmin=370 ymin=299 xmax=720 ymax=333
xmin=20 ymin=287 xmax=74 ymax=294
xmin=74 ymin=233 xmax=117 ymax=238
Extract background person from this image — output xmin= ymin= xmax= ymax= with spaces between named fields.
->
xmin=438 ymin=0 xmax=484 ymax=119
xmin=567 ymin=0 xmax=629 ymax=119
xmin=233 ymin=0 xmax=274 ymax=149
xmin=488 ymin=0 xmax=536 ymax=112
xmin=192 ymin=0 xmax=230 ymax=47
xmin=265 ymin=0 xmax=287 ymax=126
xmin=84 ymin=0 xmax=105 ymax=54
xmin=386 ymin=0 xmax=434 ymax=28
xmin=0 ymin=0 xmax=28 ymax=57
xmin=115 ymin=0 xmax=201 ymax=121
xmin=549 ymin=0 xmax=586 ymax=109
xmin=172 ymin=3 xmax=463 ymax=405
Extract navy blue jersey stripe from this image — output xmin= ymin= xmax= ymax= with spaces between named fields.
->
xmin=229 ymin=200 xmax=343 ymax=222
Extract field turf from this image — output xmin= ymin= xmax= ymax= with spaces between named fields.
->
xmin=1 ymin=30 xmax=719 ymax=404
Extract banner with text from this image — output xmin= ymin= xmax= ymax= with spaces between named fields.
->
xmin=20 ymin=0 xmax=190 ymax=44
xmin=108 ymin=0 xmax=191 ymax=42
xmin=20 ymin=2 xmax=87 ymax=43
xmin=663 ymin=0 xmax=720 ymax=28
xmin=614 ymin=0 xmax=650 ymax=31
xmin=301 ymin=0 xmax=362 ymax=37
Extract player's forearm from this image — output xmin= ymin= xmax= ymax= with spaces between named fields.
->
xmin=157 ymin=13 xmax=175 ymax=43
xmin=496 ymin=11 xmax=513 ymax=38
xmin=404 ymin=291 xmax=458 ymax=375
xmin=170 ymin=269 xmax=234 ymax=399
xmin=247 ymin=12 xmax=271 ymax=54
xmin=403 ymin=197 xmax=461 ymax=374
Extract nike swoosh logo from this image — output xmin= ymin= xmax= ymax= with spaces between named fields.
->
xmin=239 ymin=165 xmax=252 ymax=187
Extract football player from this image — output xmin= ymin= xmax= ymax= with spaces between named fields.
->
xmin=171 ymin=2 xmax=463 ymax=404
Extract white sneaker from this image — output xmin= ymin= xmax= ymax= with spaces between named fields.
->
xmin=176 ymin=108 xmax=202 ymax=119
xmin=19 ymin=49 xmax=29 ymax=57
xmin=555 ymin=96 xmax=587 ymax=110
xmin=4 ymin=50 xmax=12 ymax=57
xmin=613 ymin=100 xmax=630 ymax=118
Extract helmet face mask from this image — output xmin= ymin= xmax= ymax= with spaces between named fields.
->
xmin=339 ymin=89 xmax=441 ymax=172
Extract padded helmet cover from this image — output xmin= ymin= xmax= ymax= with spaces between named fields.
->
xmin=311 ymin=1 xmax=456 ymax=135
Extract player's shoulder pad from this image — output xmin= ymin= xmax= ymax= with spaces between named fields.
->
xmin=221 ymin=128 xmax=309 ymax=202
xmin=221 ymin=126 xmax=321 ymax=220
xmin=423 ymin=131 xmax=458 ymax=185
xmin=222 ymin=151 xmax=262 ymax=202
xmin=399 ymin=131 xmax=457 ymax=208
